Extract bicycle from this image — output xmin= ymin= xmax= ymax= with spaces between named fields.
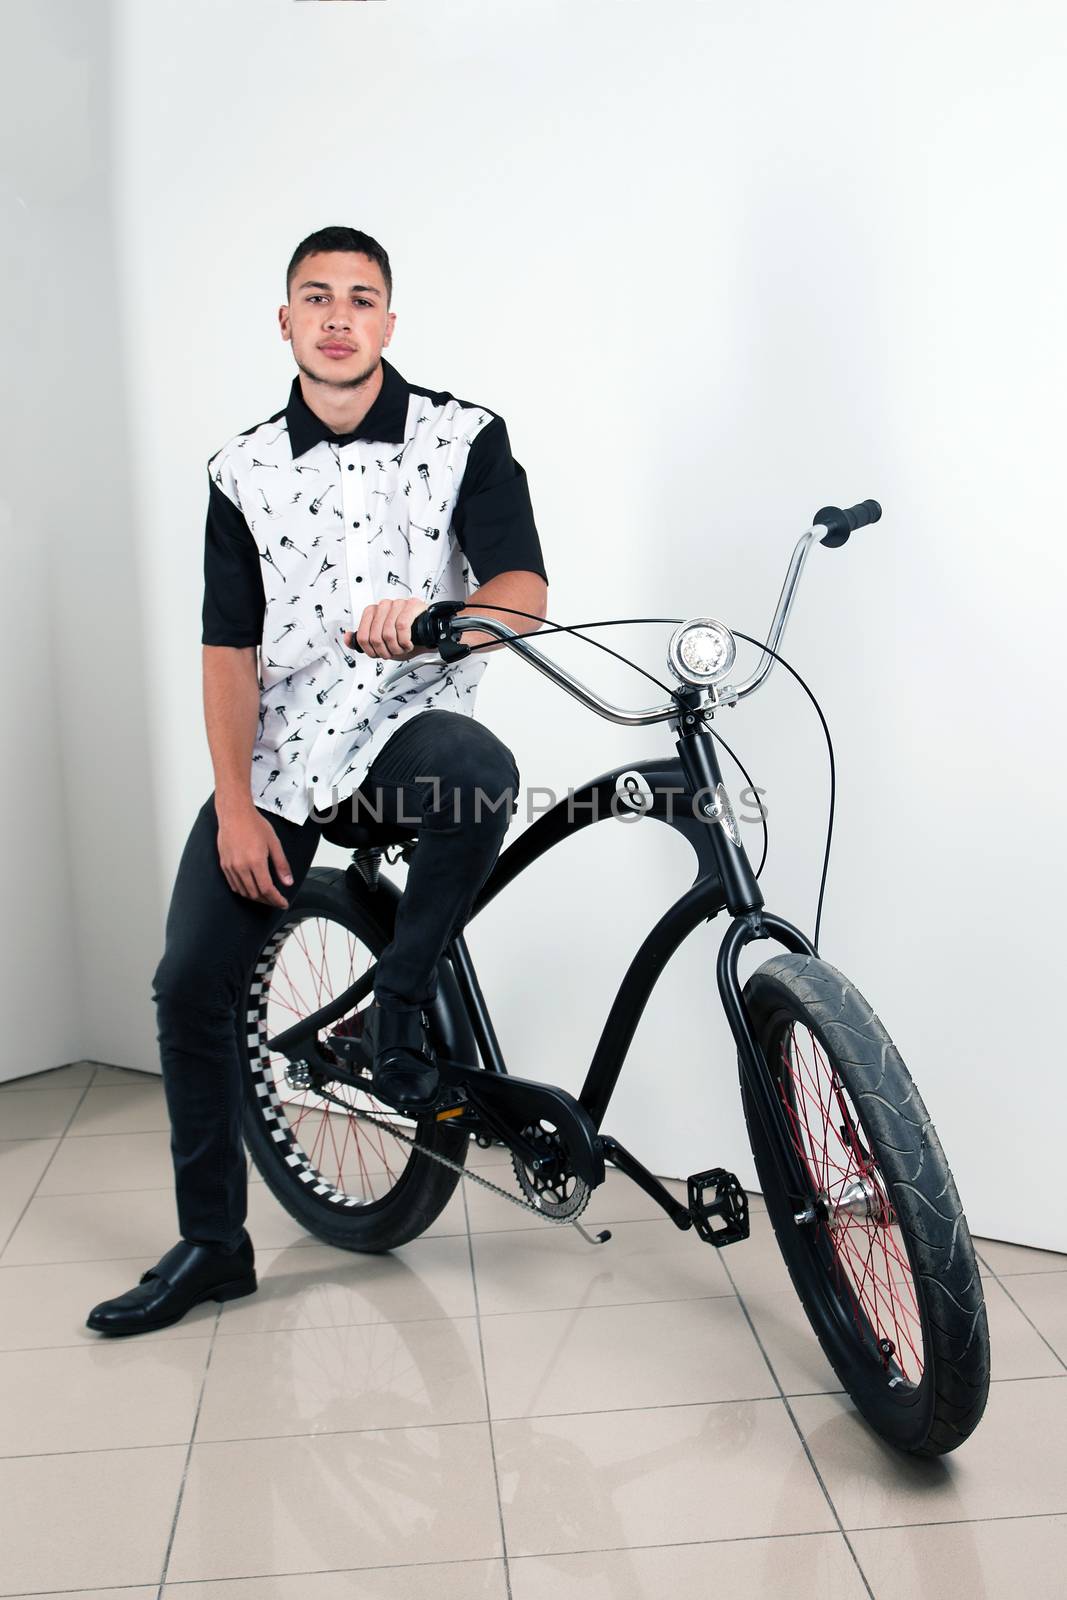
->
xmin=238 ymin=497 xmax=990 ymax=1457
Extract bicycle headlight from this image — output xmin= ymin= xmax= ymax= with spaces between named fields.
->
xmin=666 ymin=618 xmax=736 ymax=687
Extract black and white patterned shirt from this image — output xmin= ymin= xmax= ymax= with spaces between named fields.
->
xmin=202 ymin=358 xmax=547 ymax=823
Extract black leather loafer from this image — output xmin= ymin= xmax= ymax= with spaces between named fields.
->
xmin=86 ymin=1232 xmax=257 ymax=1337
xmin=364 ymin=1000 xmax=440 ymax=1113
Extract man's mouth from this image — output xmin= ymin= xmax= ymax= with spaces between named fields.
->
xmin=320 ymin=343 xmax=355 ymax=358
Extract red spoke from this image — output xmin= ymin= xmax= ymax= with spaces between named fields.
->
xmin=250 ymin=915 xmax=416 ymax=1213
xmin=779 ymin=1022 xmax=925 ymax=1385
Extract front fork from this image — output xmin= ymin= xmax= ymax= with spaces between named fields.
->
xmin=718 ymin=910 xmax=819 ymax=1208
xmin=673 ymin=697 xmax=818 ymax=1205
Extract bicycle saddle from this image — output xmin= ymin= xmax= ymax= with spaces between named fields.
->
xmin=313 ymin=812 xmax=419 ymax=851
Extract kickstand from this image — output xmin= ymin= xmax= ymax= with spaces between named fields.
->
xmin=570 ymin=1219 xmax=612 ymax=1246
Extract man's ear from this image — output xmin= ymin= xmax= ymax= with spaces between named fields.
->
xmin=279 ymin=306 xmax=291 ymax=343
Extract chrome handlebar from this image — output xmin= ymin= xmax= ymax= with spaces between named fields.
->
xmin=450 ymin=524 xmax=827 ymax=727
xmin=455 ymin=625 xmax=680 ymax=727
xmin=717 ymin=526 xmax=821 ymax=705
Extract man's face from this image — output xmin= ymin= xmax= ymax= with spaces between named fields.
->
xmin=279 ymin=251 xmax=396 ymax=388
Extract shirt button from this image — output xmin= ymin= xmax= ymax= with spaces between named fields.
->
xmin=347 ymin=464 xmax=355 ymax=471
xmin=355 ymin=575 xmax=363 ymax=583
xmin=352 ymin=520 xmax=360 ymax=528
xmin=327 ymin=727 xmax=335 ymax=735
xmin=311 ymin=775 xmax=318 ymax=783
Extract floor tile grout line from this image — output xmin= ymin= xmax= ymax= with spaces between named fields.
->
xmin=481 ymin=1507 xmax=1067 ymax=1550
xmin=1 ymin=1057 xmax=154 ymax=1075
xmin=0 ymin=1395 xmax=823 ymax=1461
xmin=214 ymin=1289 xmax=748 ymax=1332
xmin=0 ymin=1289 xmax=758 ymax=1353
xmin=0 ymin=1079 xmax=159 ymax=1091
xmin=717 ymin=1248 xmax=877 ymax=1600
xmin=0 ymin=1238 xmax=417 ymax=1269
xmin=978 ymin=1255 xmax=1067 ymax=1374
xmin=461 ymin=1176 xmax=514 ymax=1600
xmin=9 ymin=1513 xmax=1067 ymax=1600
xmin=839 ymin=1508 xmax=1067 ymax=1533
xmin=0 ymin=1070 xmax=101 ymax=1260
xmin=0 ymin=1214 xmax=737 ymax=1269
xmin=0 ymin=1240 xmax=323 ymax=1268
xmin=154 ymin=1301 xmax=225 ymax=1600
xmin=10 ymin=1371 xmax=1067 ymax=1463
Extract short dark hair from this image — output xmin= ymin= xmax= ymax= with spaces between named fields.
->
xmin=285 ymin=226 xmax=393 ymax=306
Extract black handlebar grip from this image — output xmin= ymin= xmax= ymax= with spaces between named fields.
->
xmin=409 ymin=608 xmax=438 ymax=648
xmin=814 ymin=499 xmax=882 ymax=548
xmin=412 ymin=599 xmax=468 ymax=652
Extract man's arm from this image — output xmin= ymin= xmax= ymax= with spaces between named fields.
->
xmin=452 ymin=570 xmax=548 ymax=653
xmin=447 ymin=415 xmax=549 ymax=652
xmin=201 ymin=466 xmax=291 ymax=907
xmin=202 ymin=645 xmax=260 ymax=816
xmin=200 ymin=472 xmax=265 ymax=814
xmin=203 ymin=647 xmax=293 ymax=909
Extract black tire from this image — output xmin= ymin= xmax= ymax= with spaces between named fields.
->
xmin=740 ymin=952 xmax=990 ymax=1456
xmin=239 ymin=867 xmax=469 ymax=1252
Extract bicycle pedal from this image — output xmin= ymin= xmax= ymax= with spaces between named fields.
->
xmin=687 ymin=1168 xmax=750 ymax=1247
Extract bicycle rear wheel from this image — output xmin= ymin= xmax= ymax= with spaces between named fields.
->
xmin=238 ymin=867 xmax=469 ymax=1251
xmin=740 ymin=952 xmax=989 ymax=1455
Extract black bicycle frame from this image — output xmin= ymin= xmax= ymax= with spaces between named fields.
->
xmin=445 ymin=717 xmax=819 ymax=1202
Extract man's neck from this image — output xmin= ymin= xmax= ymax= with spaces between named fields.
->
xmin=297 ymin=358 xmax=384 ymax=437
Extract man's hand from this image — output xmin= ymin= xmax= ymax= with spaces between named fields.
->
xmin=217 ymin=808 xmax=294 ymax=908
xmin=344 ymin=599 xmax=434 ymax=659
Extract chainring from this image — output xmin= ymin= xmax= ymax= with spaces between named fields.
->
xmin=511 ymin=1123 xmax=591 ymax=1221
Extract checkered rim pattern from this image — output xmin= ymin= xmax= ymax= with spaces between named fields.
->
xmin=244 ymin=917 xmax=376 ymax=1208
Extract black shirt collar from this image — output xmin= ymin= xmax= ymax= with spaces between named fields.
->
xmin=286 ymin=356 xmax=410 ymax=457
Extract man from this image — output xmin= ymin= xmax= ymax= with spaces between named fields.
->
xmin=87 ymin=225 xmax=548 ymax=1336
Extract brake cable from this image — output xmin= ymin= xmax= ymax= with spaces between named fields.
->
xmin=449 ymin=605 xmax=834 ymax=948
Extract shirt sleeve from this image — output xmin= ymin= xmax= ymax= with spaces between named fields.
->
xmin=201 ymin=468 xmax=266 ymax=647
xmin=451 ymin=415 xmax=548 ymax=586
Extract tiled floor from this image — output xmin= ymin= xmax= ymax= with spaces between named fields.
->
xmin=1 ymin=1061 xmax=1065 ymax=1599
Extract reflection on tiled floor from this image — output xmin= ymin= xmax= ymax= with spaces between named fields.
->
xmin=0 ymin=1061 xmax=1065 ymax=1598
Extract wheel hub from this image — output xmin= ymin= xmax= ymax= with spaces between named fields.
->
xmin=823 ymin=1174 xmax=886 ymax=1224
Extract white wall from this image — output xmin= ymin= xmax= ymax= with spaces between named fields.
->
xmin=0 ymin=0 xmax=163 ymax=1081
xmin=15 ymin=0 xmax=1063 ymax=1248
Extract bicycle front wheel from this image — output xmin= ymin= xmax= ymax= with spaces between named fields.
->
xmin=740 ymin=952 xmax=990 ymax=1455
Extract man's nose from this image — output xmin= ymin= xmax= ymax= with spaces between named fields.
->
xmin=325 ymin=309 xmax=352 ymax=330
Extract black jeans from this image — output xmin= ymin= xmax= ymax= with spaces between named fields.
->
xmin=151 ymin=709 xmax=519 ymax=1250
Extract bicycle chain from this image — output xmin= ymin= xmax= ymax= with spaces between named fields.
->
xmin=316 ymin=1084 xmax=591 ymax=1227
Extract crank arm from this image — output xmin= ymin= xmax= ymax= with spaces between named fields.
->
xmin=267 ymin=968 xmax=375 ymax=1058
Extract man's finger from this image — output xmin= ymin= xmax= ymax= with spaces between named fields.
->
xmin=267 ymin=838 xmax=295 ymax=889
xmin=251 ymin=861 xmax=287 ymax=907
xmin=358 ymin=619 xmax=381 ymax=656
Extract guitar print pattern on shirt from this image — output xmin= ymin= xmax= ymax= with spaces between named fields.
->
xmin=202 ymin=358 xmax=547 ymax=824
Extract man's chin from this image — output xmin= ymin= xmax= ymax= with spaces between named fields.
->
xmin=298 ymin=354 xmax=379 ymax=391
